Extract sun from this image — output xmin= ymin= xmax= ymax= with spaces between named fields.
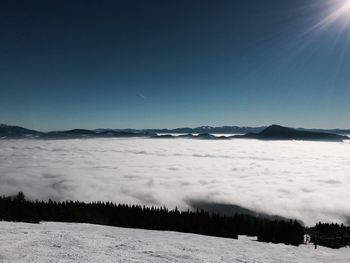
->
xmin=315 ymin=0 xmax=350 ymax=29
xmin=328 ymin=0 xmax=350 ymax=20
xmin=339 ymin=0 xmax=350 ymax=11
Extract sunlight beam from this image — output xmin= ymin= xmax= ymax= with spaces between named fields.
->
xmin=312 ymin=0 xmax=350 ymax=30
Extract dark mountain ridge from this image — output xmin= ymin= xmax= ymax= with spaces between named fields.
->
xmin=237 ymin=125 xmax=348 ymax=141
xmin=95 ymin=125 xmax=350 ymax=135
xmin=0 ymin=123 xmax=348 ymax=141
xmin=0 ymin=124 xmax=43 ymax=138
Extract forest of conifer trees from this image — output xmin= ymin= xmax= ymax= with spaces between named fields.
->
xmin=4 ymin=192 xmax=350 ymax=249
xmin=0 ymin=192 xmax=307 ymax=246
xmin=307 ymin=222 xmax=350 ymax=248
xmin=1 ymin=192 xmax=346 ymax=249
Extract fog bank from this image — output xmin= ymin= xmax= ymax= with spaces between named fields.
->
xmin=0 ymin=138 xmax=349 ymax=225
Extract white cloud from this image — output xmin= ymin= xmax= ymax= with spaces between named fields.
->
xmin=0 ymin=138 xmax=350 ymax=225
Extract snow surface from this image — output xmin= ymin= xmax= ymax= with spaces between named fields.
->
xmin=0 ymin=222 xmax=348 ymax=263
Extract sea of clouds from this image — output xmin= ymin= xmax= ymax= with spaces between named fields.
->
xmin=1 ymin=138 xmax=350 ymax=225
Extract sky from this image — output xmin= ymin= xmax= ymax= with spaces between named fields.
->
xmin=1 ymin=0 xmax=350 ymax=131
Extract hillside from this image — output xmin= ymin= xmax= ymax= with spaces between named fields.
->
xmin=0 ymin=222 xmax=348 ymax=263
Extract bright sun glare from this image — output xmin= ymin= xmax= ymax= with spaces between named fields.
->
xmin=316 ymin=0 xmax=350 ymax=29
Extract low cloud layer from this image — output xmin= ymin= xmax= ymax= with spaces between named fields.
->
xmin=1 ymin=138 xmax=350 ymax=225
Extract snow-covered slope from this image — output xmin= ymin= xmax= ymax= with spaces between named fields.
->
xmin=0 ymin=222 xmax=348 ymax=263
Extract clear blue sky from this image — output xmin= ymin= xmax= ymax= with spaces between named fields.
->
xmin=1 ymin=0 xmax=349 ymax=131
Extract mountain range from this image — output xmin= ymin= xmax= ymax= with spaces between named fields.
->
xmin=0 ymin=123 xmax=349 ymax=141
xmin=95 ymin=125 xmax=350 ymax=135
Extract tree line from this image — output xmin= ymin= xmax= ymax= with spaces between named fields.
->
xmin=0 ymin=192 xmax=305 ymax=246
xmin=307 ymin=222 xmax=350 ymax=249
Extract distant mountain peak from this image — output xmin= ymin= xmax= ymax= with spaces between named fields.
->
xmin=259 ymin=125 xmax=294 ymax=135
xmin=250 ymin=125 xmax=348 ymax=141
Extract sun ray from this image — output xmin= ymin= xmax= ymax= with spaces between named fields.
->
xmin=311 ymin=0 xmax=350 ymax=31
